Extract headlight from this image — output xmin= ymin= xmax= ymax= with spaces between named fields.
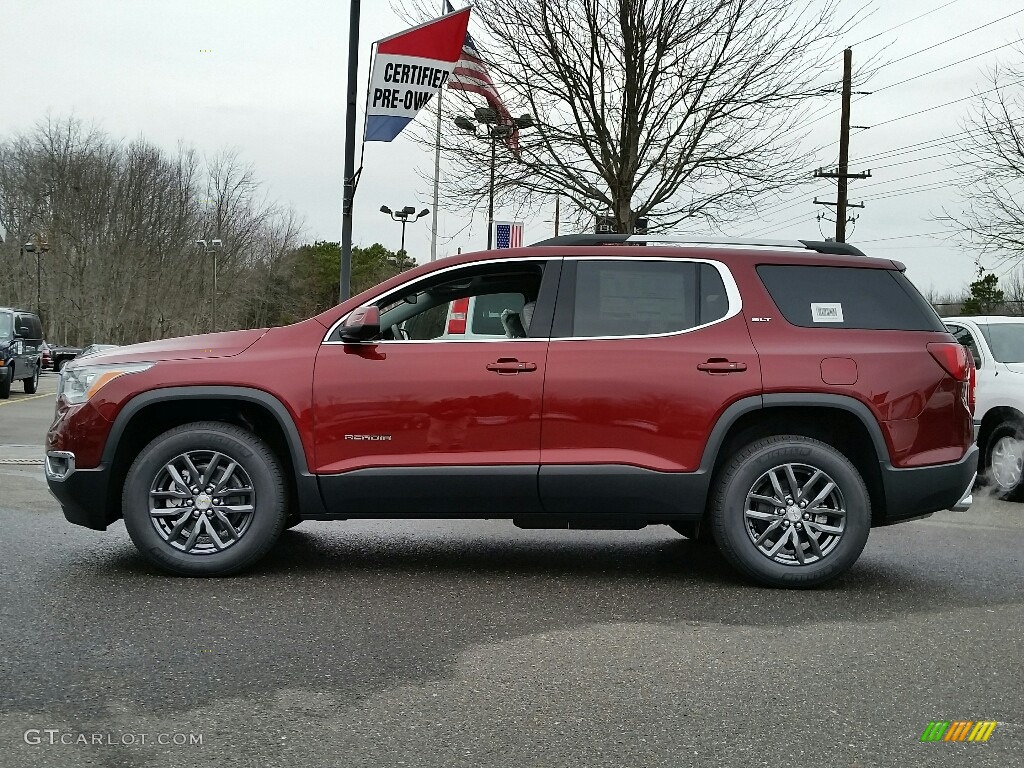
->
xmin=58 ymin=363 xmax=154 ymax=405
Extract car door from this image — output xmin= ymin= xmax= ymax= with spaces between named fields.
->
xmin=14 ymin=313 xmax=42 ymax=375
xmin=312 ymin=257 xmax=560 ymax=517
xmin=538 ymin=255 xmax=760 ymax=516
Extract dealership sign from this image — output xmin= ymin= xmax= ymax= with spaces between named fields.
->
xmin=365 ymin=8 xmax=471 ymax=142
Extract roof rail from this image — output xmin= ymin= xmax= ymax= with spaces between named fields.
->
xmin=528 ymin=233 xmax=866 ymax=257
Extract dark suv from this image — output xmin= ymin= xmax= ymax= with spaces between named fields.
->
xmin=0 ymin=307 xmax=44 ymax=399
xmin=45 ymin=236 xmax=977 ymax=587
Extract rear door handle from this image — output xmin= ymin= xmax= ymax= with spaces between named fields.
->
xmin=697 ymin=360 xmax=747 ymax=373
xmin=487 ymin=358 xmax=537 ymax=374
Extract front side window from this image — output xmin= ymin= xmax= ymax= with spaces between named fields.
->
xmin=568 ymin=260 xmax=726 ymax=338
xmin=0 ymin=312 xmax=11 ymax=341
xmin=978 ymin=323 xmax=1024 ymax=363
xmin=365 ymin=261 xmax=545 ymax=342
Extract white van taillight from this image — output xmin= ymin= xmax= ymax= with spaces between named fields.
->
xmin=967 ymin=355 xmax=977 ymax=415
xmin=448 ymin=298 xmax=469 ymax=335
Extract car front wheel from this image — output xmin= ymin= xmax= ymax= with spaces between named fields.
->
xmin=123 ymin=421 xmax=288 ymax=576
xmin=710 ymin=435 xmax=871 ymax=588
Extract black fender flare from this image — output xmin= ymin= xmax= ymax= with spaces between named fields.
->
xmin=104 ymin=386 xmax=328 ymax=518
xmin=698 ymin=393 xmax=890 ymax=473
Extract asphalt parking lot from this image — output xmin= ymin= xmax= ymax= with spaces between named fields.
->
xmin=0 ymin=372 xmax=1021 ymax=767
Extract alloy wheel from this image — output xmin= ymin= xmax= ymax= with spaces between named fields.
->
xmin=744 ymin=462 xmax=847 ymax=566
xmin=148 ymin=450 xmax=256 ymax=554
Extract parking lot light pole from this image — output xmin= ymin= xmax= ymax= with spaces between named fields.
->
xmin=380 ymin=205 xmax=430 ymax=255
xmin=196 ymin=239 xmax=224 ymax=332
xmin=454 ymin=110 xmax=533 ymax=248
xmin=23 ymin=240 xmax=50 ymax=316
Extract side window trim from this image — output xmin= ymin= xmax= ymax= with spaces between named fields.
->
xmin=551 ymin=255 xmax=740 ymax=341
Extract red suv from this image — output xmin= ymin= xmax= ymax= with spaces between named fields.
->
xmin=45 ymin=236 xmax=977 ymax=587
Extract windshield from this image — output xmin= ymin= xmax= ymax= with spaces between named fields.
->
xmin=979 ymin=323 xmax=1024 ymax=363
xmin=0 ymin=312 xmax=11 ymax=340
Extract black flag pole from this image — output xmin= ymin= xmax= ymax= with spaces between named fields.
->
xmin=340 ymin=0 xmax=361 ymax=302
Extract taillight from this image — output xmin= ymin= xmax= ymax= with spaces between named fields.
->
xmin=927 ymin=342 xmax=969 ymax=381
xmin=447 ymin=298 xmax=469 ymax=335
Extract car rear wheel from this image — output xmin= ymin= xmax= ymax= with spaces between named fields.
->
xmin=23 ymin=365 xmax=39 ymax=394
xmin=710 ymin=435 xmax=871 ymax=588
xmin=985 ymin=423 xmax=1024 ymax=501
xmin=123 ymin=421 xmax=288 ymax=576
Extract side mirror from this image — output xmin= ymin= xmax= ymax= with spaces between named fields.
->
xmin=13 ymin=322 xmax=29 ymax=339
xmin=340 ymin=305 xmax=381 ymax=341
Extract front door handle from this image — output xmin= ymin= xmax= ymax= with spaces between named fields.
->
xmin=697 ymin=359 xmax=747 ymax=373
xmin=486 ymin=358 xmax=537 ymax=374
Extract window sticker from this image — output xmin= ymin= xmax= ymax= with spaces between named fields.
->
xmin=811 ymin=302 xmax=844 ymax=323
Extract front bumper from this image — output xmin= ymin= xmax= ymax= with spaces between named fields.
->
xmin=45 ymin=451 xmax=115 ymax=531
xmin=880 ymin=443 xmax=979 ymax=524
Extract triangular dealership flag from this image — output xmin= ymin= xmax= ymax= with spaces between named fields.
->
xmin=445 ymin=0 xmax=518 ymax=152
xmin=365 ymin=8 xmax=471 ymax=142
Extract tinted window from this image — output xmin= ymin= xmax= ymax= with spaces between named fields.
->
xmin=977 ymin=323 xmax=1024 ymax=363
xmin=757 ymin=265 xmax=945 ymax=331
xmin=14 ymin=313 xmax=43 ymax=340
xmin=571 ymin=260 xmax=703 ymax=337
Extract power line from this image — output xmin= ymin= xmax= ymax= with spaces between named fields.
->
xmin=869 ymin=8 xmax=1024 ymax=71
xmin=856 ymin=164 xmax=969 ymax=191
xmin=857 ymin=133 xmax=971 ymax=163
xmin=857 ymin=231 xmax=950 ymax=243
xmin=871 ymin=40 xmax=1022 ymax=95
xmin=848 ymin=0 xmax=964 ymax=48
xmin=871 ymin=78 xmax=1024 ymax=129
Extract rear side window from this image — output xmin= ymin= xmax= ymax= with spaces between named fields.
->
xmin=569 ymin=260 xmax=727 ymax=338
xmin=757 ymin=265 xmax=945 ymax=331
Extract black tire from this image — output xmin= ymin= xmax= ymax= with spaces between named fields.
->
xmin=983 ymin=422 xmax=1024 ymax=502
xmin=23 ymin=365 xmax=39 ymax=394
xmin=0 ymin=375 xmax=9 ymax=399
xmin=56 ymin=359 xmax=66 ymax=372
xmin=710 ymin=435 xmax=871 ymax=588
xmin=122 ymin=421 xmax=288 ymax=576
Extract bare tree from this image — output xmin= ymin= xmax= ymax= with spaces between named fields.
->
xmin=0 ymin=117 xmax=303 ymax=345
xmin=400 ymin=0 xmax=857 ymax=233
xmin=941 ymin=50 xmax=1024 ymax=266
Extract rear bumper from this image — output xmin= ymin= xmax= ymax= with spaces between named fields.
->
xmin=879 ymin=444 xmax=979 ymax=524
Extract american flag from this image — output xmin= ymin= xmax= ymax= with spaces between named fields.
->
xmin=444 ymin=0 xmax=518 ymax=152
xmin=494 ymin=221 xmax=523 ymax=249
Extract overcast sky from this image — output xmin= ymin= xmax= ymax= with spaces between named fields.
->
xmin=2 ymin=0 xmax=1022 ymax=295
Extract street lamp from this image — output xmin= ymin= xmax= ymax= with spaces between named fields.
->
xmin=196 ymin=239 xmax=224 ymax=332
xmin=379 ymin=205 xmax=429 ymax=255
xmin=454 ymin=108 xmax=534 ymax=248
xmin=22 ymin=239 xmax=50 ymax=317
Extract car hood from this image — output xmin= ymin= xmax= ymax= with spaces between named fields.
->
xmin=1002 ymin=363 xmax=1024 ymax=375
xmin=70 ymin=329 xmax=268 ymax=366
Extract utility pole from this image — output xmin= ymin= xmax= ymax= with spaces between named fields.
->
xmin=554 ymin=195 xmax=560 ymax=236
xmin=814 ymin=48 xmax=870 ymax=242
